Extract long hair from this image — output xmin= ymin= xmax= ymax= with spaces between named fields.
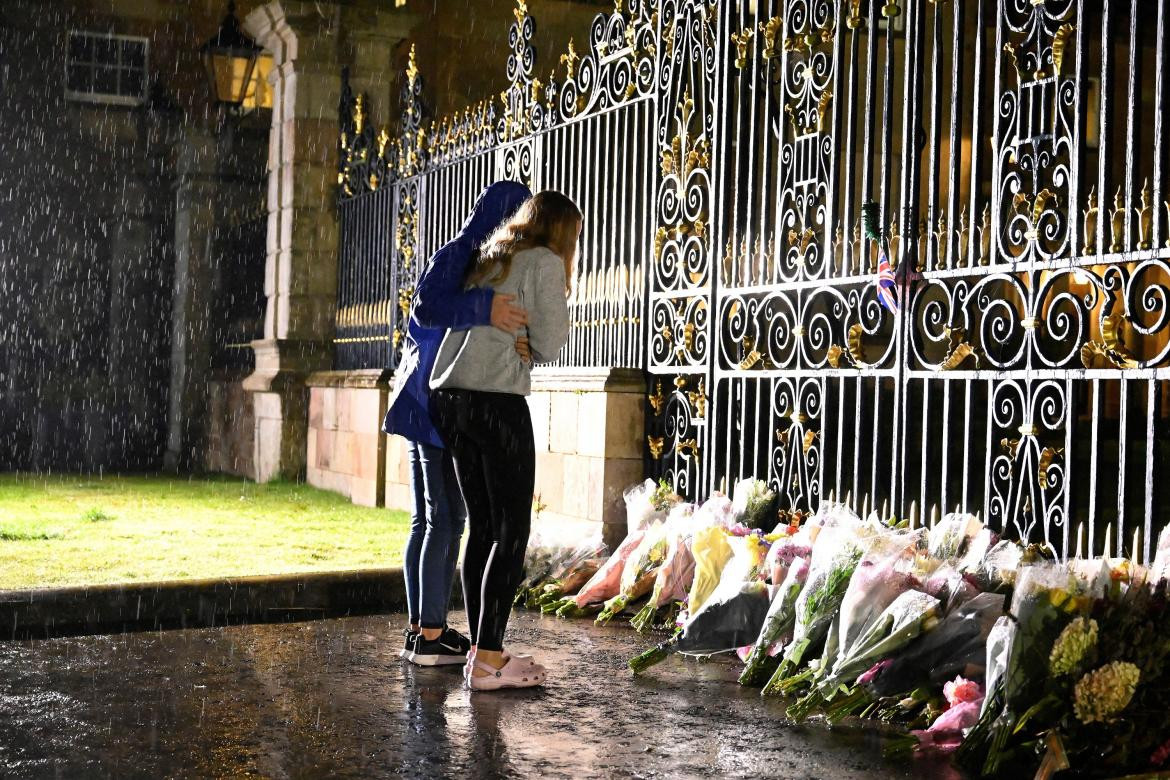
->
xmin=465 ymin=190 xmax=582 ymax=290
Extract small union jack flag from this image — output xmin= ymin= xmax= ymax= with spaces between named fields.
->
xmin=876 ymin=252 xmax=898 ymax=313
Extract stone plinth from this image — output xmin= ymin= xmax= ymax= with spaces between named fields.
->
xmin=527 ymin=367 xmax=646 ymax=550
xmin=379 ymin=368 xmax=652 ymax=547
xmin=306 ymin=369 xmax=392 ymax=507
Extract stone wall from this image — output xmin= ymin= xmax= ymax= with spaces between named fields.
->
xmin=204 ymin=377 xmax=257 ymax=479
xmin=306 ymin=370 xmax=391 ymax=507
xmin=375 ymin=368 xmax=645 ymax=546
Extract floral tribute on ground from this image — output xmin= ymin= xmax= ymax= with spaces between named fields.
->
xmin=514 ymin=477 xmax=1170 ymax=779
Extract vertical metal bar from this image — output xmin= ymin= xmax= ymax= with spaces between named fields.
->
xmin=1116 ymin=378 xmax=1129 ymax=557
xmin=983 ymin=378 xmax=994 ymax=530
xmin=835 ymin=374 xmax=845 ymax=496
xmin=926 ymin=1 xmax=942 ymax=270
xmin=1096 ymin=0 xmax=1114 ymax=255
xmin=920 ymin=378 xmax=930 ymax=517
xmin=961 ymin=377 xmax=972 ymax=511
xmin=1070 ymin=0 xmax=1087 ymax=259
xmin=842 ymin=15 xmax=860 ymax=275
xmin=940 ymin=378 xmax=951 ymax=512
xmin=853 ymin=374 xmax=862 ymax=512
xmin=861 ymin=0 xmax=879 ymax=267
xmin=965 ymin=0 xmax=986 ymax=266
xmin=878 ymin=0 xmax=895 ymax=243
xmin=1123 ymin=0 xmax=1138 ymax=252
xmin=1154 ymin=0 xmax=1168 ymax=247
xmin=1088 ymin=378 xmax=1101 ymax=554
xmin=1144 ymin=379 xmax=1155 ymax=563
xmin=945 ymin=1 xmax=963 ymax=270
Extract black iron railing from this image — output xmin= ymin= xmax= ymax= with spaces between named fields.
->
xmin=334 ymin=0 xmax=1170 ymax=563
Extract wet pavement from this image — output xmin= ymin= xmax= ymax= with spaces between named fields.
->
xmin=0 ymin=610 xmax=963 ymax=779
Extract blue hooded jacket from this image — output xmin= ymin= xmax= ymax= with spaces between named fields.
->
xmin=382 ymin=181 xmax=531 ymax=448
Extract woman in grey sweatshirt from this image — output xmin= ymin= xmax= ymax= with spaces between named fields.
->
xmin=429 ymin=190 xmax=579 ymax=690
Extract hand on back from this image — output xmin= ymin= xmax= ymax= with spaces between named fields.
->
xmin=490 ymin=293 xmax=528 ymax=334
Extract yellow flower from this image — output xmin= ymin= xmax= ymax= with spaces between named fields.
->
xmin=1049 ymin=617 xmax=1098 ymax=676
xmin=1073 ymin=661 xmax=1140 ymax=724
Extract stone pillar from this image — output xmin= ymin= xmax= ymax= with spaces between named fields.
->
xmin=242 ymin=1 xmax=344 ymax=481
xmin=165 ymin=127 xmax=219 ymax=471
xmin=241 ymin=1 xmax=415 ymax=482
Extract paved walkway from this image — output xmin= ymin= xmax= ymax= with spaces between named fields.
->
xmin=0 ymin=611 xmax=962 ymax=778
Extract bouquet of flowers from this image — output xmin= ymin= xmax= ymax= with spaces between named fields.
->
xmin=763 ymin=522 xmax=817 ymax=592
xmin=959 ymin=566 xmax=1170 ymax=778
xmin=822 ymin=591 xmax=1006 ymax=726
xmin=596 ymin=519 xmax=671 ymax=624
xmin=731 ymin=477 xmax=778 ymax=530
xmin=927 ymin=512 xmax=984 ymax=560
xmin=629 ymin=532 xmax=771 ymax=674
xmin=516 ymin=533 xmax=608 ymax=608
xmin=901 ymin=676 xmax=985 ymax=756
xmin=623 ymin=478 xmax=680 ymax=532
xmin=630 ymin=507 xmax=700 ymax=633
xmin=545 ymin=527 xmax=648 ymax=617
xmin=761 ymin=528 xmax=865 ymax=696
xmin=789 ymin=589 xmax=941 ymax=720
xmin=801 ymin=532 xmax=925 ymax=683
xmin=684 ymin=523 xmax=735 ymax=616
xmin=957 ymin=562 xmax=1109 ymax=775
xmin=738 ymin=555 xmax=810 ymax=686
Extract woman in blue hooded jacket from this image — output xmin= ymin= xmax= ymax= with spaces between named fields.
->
xmin=383 ymin=181 xmax=531 ymax=665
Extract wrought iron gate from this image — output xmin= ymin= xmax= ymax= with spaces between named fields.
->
xmin=336 ymin=0 xmax=1170 ymax=563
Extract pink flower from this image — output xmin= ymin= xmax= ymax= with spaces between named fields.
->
xmin=855 ymin=659 xmax=893 ymax=686
xmin=1151 ymin=737 xmax=1170 ymax=767
xmin=943 ymin=676 xmax=982 ymax=708
xmin=911 ymin=700 xmax=984 ymax=755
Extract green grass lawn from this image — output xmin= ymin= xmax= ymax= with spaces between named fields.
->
xmin=0 ymin=474 xmax=411 ymax=590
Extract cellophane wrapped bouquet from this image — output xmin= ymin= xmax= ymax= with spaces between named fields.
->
xmin=517 ymin=478 xmax=1170 ymax=778
xmin=629 ymin=530 xmax=770 ymax=674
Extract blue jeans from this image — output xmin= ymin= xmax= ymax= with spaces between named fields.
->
xmin=403 ymin=441 xmax=467 ymax=629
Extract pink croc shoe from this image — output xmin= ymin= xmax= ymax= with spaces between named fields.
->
xmin=468 ymin=655 xmax=546 ymax=691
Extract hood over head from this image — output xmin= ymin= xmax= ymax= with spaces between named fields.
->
xmin=455 ymin=180 xmax=531 ymax=248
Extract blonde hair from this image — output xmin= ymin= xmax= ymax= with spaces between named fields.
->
xmin=466 ymin=190 xmax=582 ymax=291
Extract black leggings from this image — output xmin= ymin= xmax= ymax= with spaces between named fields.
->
xmin=430 ymin=389 xmax=534 ymax=652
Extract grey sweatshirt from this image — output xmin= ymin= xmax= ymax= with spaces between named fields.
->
xmin=429 ymin=246 xmax=571 ymax=396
